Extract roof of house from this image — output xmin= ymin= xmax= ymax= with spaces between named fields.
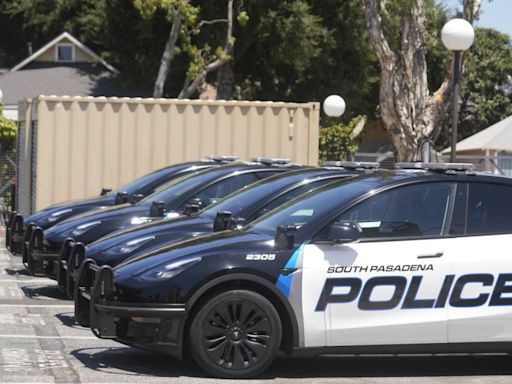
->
xmin=441 ymin=115 xmax=512 ymax=153
xmin=0 ymin=32 xmax=148 ymax=105
xmin=0 ymin=62 xmax=144 ymax=105
xmin=10 ymin=32 xmax=117 ymax=73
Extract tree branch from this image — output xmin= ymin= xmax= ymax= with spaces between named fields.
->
xmin=178 ymin=0 xmax=234 ymax=99
xmin=153 ymin=6 xmax=182 ymax=98
xmin=360 ymin=0 xmax=395 ymax=68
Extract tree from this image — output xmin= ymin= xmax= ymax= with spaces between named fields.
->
xmin=360 ymin=0 xmax=481 ymax=161
xmin=458 ymin=29 xmax=512 ymax=140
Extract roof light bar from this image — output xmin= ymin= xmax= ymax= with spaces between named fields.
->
xmin=251 ymin=157 xmax=290 ymax=165
xmin=396 ymin=162 xmax=475 ymax=172
xmin=324 ymin=161 xmax=379 ymax=169
xmin=206 ymin=155 xmax=239 ymax=163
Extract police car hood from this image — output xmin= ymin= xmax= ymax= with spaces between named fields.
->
xmin=24 ymin=194 xmax=116 ymax=229
xmin=85 ymin=216 xmax=213 ymax=266
xmin=43 ymin=204 xmax=149 ymax=242
xmin=114 ymin=230 xmax=271 ymax=276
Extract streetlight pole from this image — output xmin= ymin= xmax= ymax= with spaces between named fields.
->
xmin=441 ymin=18 xmax=475 ymax=163
xmin=451 ymin=51 xmax=461 ymax=163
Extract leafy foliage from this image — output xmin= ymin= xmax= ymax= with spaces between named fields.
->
xmin=319 ymin=116 xmax=363 ymax=163
xmin=0 ymin=106 xmax=16 ymax=150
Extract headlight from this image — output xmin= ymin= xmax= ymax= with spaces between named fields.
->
xmin=47 ymin=208 xmax=73 ymax=223
xmin=72 ymin=221 xmax=101 ymax=236
xmin=138 ymin=257 xmax=202 ymax=281
xmin=105 ymin=235 xmax=155 ymax=256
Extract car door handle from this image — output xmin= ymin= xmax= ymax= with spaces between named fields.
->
xmin=417 ymin=252 xmax=444 ymax=259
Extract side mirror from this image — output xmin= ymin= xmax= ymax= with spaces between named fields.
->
xmin=129 ymin=194 xmax=144 ymax=204
xmin=100 ymin=187 xmax=112 ymax=196
xmin=183 ymin=203 xmax=201 ymax=216
xmin=149 ymin=200 xmax=166 ymax=217
xmin=275 ymin=225 xmax=297 ymax=250
xmin=327 ymin=222 xmax=361 ymax=244
xmin=213 ymin=211 xmax=232 ymax=231
xmin=115 ymin=191 xmax=129 ymax=204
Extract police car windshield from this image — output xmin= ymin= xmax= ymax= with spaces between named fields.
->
xmin=139 ymin=167 xmax=240 ymax=209
xmin=200 ymin=170 xmax=325 ymax=220
xmin=116 ymin=163 xmax=191 ymax=195
xmin=247 ymin=177 xmax=381 ymax=235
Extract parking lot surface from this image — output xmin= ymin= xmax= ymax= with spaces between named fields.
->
xmin=1 ymin=233 xmax=512 ymax=383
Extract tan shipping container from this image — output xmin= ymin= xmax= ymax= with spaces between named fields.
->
xmin=17 ymin=96 xmax=320 ymax=215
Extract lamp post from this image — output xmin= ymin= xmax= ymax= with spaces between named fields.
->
xmin=441 ymin=18 xmax=475 ymax=163
xmin=0 ymin=88 xmax=3 ymax=104
xmin=323 ymin=94 xmax=349 ymax=160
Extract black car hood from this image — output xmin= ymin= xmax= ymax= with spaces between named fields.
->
xmin=43 ymin=204 xmax=153 ymax=244
xmin=115 ymin=230 xmax=271 ymax=275
xmin=24 ymin=194 xmax=117 ymax=229
xmin=86 ymin=215 xmax=213 ymax=266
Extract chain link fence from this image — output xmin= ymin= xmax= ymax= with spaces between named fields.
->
xmin=0 ymin=148 xmax=16 ymax=227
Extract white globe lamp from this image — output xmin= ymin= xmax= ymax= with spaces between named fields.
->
xmin=323 ymin=95 xmax=346 ymax=117
xmin=441 ymin=18 xmax=475 ymax=51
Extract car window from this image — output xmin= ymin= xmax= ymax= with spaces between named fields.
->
xmin=254 ymin=178 xmax=344 ymax=219
xmin=333 ymin=182 xmax=455 ymax=239
xmin=191 ymin=173 xmax=260 ymax=207
xmin=247 ymin=177 xmax=382 ymax=236
xmin=467 ymin=183 xmax=512 ymax=235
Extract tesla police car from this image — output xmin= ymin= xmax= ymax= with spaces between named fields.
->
xmin=63 ymin=163 xmax=379 ymax=297
xmin=6 ymin=157 xmax=232 ymax=255
xmin=76 ymin=162 xmax=512 ymax=378
xmin=25 ymin=159 xmax=295 ymax=276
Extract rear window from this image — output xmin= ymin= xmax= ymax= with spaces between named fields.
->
xmin=467 ymin=183 xmax=512 ymax=235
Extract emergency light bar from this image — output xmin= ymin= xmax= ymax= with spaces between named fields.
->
xmin=396 ymin=162 xmax=475 ymax=172
xmin=324 ymin=161 xmax=379 ymax=169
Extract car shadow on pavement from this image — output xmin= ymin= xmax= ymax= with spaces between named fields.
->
xmin=21 ymin=285 xmax=70 ymax=300
xmin=5 ymin=267 xmax=32 ymax=276
xmin=264 ymin=355 xmax=512 ymax=379
xmin=71 ymin=347 xmax=203 ymax=378
xmin=70 ymin=347 xmax=512 ymax=379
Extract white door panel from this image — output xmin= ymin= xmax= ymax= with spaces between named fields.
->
xmin=301 ymin=238 xmax=452 ymax=347
xmin=449 ymin=234 xmax=512 ymax=343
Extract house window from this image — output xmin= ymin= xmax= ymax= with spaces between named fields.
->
xmin=55 ymin=44 xmax=75 ymax=62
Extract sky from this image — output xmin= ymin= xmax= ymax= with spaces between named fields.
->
xmin=442 ymin=0 xmax=512 ymax=37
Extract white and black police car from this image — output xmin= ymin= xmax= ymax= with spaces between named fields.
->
xmin=76 ymin=162 xmax=512 ymax=378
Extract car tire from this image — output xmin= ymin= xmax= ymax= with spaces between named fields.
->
xmin=188 ymin=289 xmax=282 ymax=378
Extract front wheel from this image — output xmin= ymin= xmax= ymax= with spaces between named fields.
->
xmin=188 ymin=289 xmax=282 ymax=378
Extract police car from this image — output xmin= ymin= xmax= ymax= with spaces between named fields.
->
xmin=6 ymin=157 xmax=232 ymax=255
xmin=76 ymin=163 xmax=512 ymax=378
xmin=24 ymin=159 xmax=297 ymax=276
xmin=63 ymin=164 xmax=378 ymax=298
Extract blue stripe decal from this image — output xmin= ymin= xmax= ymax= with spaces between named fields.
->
xmin=276 ymin=243 xmax=305 ymax=298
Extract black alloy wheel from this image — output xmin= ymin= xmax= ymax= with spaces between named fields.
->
xmin=189 ymin=290 xmax=282 ymax=378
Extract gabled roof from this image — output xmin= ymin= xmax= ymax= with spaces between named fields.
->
xmin=441 ymin=115 xmax=512 ymax=153
xmin=10 ymin=32 xmax=118 ymax=73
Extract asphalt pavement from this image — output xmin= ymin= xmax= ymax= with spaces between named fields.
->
xmin=0 ymin=232 xmax=511 ymax=383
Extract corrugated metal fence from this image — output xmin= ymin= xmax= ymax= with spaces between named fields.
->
xmin=17 ymin=96 xmax=320 ymax=215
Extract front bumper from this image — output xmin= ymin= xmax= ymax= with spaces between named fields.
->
xmin=75 ymin=261 xmax=187 ymax=359
xmin=6 ymin=212 xmax=24 ymax=255
xmin=23 ymin=227 xmax=60 ymax=276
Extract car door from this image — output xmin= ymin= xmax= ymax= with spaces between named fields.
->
xmin=301 ymin=182 xmax=459 ymax=347
xmin=449 ymin=182 xmax=512 ymax=343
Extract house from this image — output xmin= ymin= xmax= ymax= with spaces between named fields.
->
xmin=441 ymin=114 xmax=512 ymax=175
xmin=0 ymin=32 xmax=143 ymax=120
